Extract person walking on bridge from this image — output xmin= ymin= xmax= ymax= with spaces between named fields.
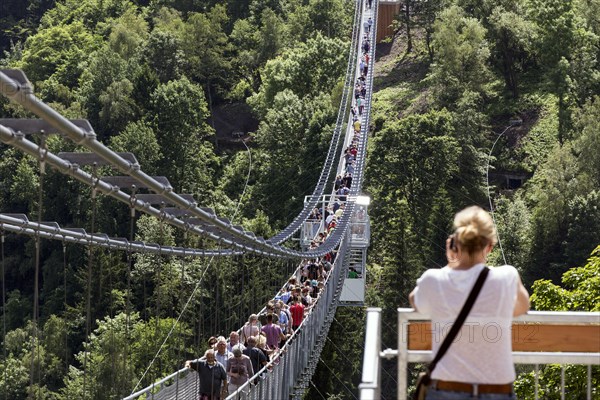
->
xmin=185 ymin=349 xmax=228 ymax=400
xmin=227 ymin=345 xmax=254 ymax=397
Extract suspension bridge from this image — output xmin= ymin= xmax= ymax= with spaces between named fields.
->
xmin=0 ymin=0 xmax=376 ymax=398
xmin=2 ymin=0 xmax=599 ymax=399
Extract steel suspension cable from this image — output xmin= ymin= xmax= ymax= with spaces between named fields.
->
xmin=124 ymin=187 xmax=137 ymax=396
xmin=268 ymin=0 xmax=361 ymax=244
xmin=62 ymin=239 xmax=68 ymax=376
xmin=30 ymin=134 xmax=47 ymax=400
xmin=83 ymin=166 xmax=98 ymax=400
xmin=318 ymin=356 xmax=359 ymax=400
xmin=107 ymin=243 xmax=119 ymax=397
xmin=130 ymin=136 xmax=255 ymax=393
xmin=310 ymin=380 xmax=328 ymax=400
xmin=1 ymin=228 xmax=6 ymax=400
xmin=0 ymin=124 xmax=347 ymax=257
xmin=486 ymin=126 xmax=510 ymax=265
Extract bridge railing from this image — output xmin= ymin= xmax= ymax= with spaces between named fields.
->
xmin=359 ymin=308 xmax=600 ymax=400
xmin=227 ymin=232 xmax=351 ymax=400
xmin=123 ymin=231 xmax=350 ymax=400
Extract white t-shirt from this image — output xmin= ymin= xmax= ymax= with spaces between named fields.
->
xmin=413 ymin=263 xmax=518 ymax=384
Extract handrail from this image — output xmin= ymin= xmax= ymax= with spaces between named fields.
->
xmin=124 ymin=1 xmax=372 ymax=395
xmin=0 ymin=115 xmax=358 ymax=258
xmin=268 ymin=0 xmax=362 ymax=245
xmin=123 ymin=229 xmax=351 ymax=400
xmin=0 ymin=213 xmax=237 ymax=256
xmin=358 ymin=308 xmax=383 ymax=400
xmin=394 ymin=308 xmax=600 ymax=399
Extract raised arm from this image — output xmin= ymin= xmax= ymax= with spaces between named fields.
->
xmin=513 ymin=275 xmax=530 ymax=316
xmin=408 ymin=289 xmax=418 ymax=312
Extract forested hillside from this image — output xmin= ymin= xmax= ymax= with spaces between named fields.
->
xmin=0 ymin=0 xmax=599 ymax=399
xmin=357 ymin=0 xmax=600 ymax=398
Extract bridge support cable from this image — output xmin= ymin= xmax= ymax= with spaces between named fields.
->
xmin=1 ymin=228 xmax=7 ymax=400
xmin=124 ymin=223 xmax=353 ymax=400
xmin=0 ymin=116 xmax=351 ymax=258
xmin=83 ymin=165 xmax=100 ymax=399
xmin=0 ymin=73 xmax=342 ymax=259
xmin=0 ymin=213 xmax=237 ymax=257
xmin=29 ymin=132 xmax=48 ymax=400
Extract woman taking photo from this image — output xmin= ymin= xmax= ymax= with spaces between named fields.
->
xmin=409 ymin=206 xmax=530 ymax=399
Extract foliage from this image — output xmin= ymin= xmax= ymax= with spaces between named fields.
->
xmin=486 ymin=3 xmax=537 ymax=97
xmin=514 ymin=94 xmax=559 ymax=173
xmin=515 ymin=247 xmax=600 ymax=399
xmin=530 ymin=245 xmax=600 ymax=311
xmin=248 ymin=32 xmax=348 ymax=117
xmin=181 ymin=5 xmax=231 ymax=93
xmin=573 ymin=95 xmax=600 ymax=185
xmin=487 ymin=194 xmax=532 ymax=271
xmin=110 ymin=120 xmax=162 ymax=174
xmin=426 ymin=5 xmax=495 ymax=107
xmin=150 ymin=76 xmax=218 ymax=197
xmin=18 ymin=21 xmax=101 ymax=87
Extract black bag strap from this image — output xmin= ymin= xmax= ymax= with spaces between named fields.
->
xmin=428 ymin=266 xmax=489 ymax=373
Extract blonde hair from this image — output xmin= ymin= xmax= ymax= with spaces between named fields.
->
xmin=453 ymin=206 xmax=497 ymax=255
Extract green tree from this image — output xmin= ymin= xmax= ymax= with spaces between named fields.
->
xmin=526 ymin=0 xmax=578 ymax=142
xmin=248 ymin=32 xmax=348 ymax=117
xmin=411 ymin=0 xmax=447 ymax=60
xmin=229 ymin=8 xmax=285 ymax=97
xmin=574 ymin=96 xmax=600 ymax=184
xmin=62 ymin=313 xmax=139 ymax=399
xmin=99 ymin=78 xmax=139 ymax=135
xmin=9 ymin=156 xmax=40 ymax=214
xmin=524 ymin=143 xmax=589 ymax=285
xmin=39 ymin=0 xmax=133 ymax=31
xmin=182 ymin=5 xmax=232 ymax=95
xmin=563 ymin=191 xmax=600 ymax=267
xmin=286 ymin=0 xmax=351 ymax=42
xmin=151 ymin=77 xmax=219 ymax=199
xmin=487 ymin=4 xmax=536 ymax=98
xmin=142 ymin=29 xmax=185 ymax=83
xmin=19 ymin=21 xmax=100 ymax=87
xmin=487 ymin=195 xmax=532 ymax=270
xmin=252 ymin=90 xmax=335 ymax=225
xmin=514 ymin=247 xmax=599 ymax=399
xmin=110 ymin=120 xmax=162 ymax=174
xmin=426 ymin=5 xmax=495 ymax=106
xmin=108 ymin=6 xmax=149 ymax=60
xmin=77 ymin=45 xmax=130 ymax=139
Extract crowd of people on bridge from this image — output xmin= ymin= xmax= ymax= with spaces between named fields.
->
xmin=183 ymin=255 xmax=335 ymax=399
xmin=184 ymin=5 xmax=375 ymax=399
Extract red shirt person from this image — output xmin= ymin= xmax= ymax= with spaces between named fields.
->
xmin=289 ymin=297 xmax=305 ymax=330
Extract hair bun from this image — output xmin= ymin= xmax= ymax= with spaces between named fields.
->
xmin=453 ymin=206 xmax=497 ymax=254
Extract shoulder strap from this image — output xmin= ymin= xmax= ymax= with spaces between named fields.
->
xmin=428 ymin=267 xmax=489 ymax=373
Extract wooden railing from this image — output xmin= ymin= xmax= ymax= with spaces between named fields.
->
xmin=359 ymin=308 xmax=600 ymax=400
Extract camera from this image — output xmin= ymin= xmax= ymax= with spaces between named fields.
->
xmin=449 ymin=235 xmax=457 ymax=251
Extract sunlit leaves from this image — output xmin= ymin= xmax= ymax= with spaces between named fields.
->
xmin=19 ymin=21 xmax=101 ymax=87
xmin=427 ymin=5 xmax=495 ymax=106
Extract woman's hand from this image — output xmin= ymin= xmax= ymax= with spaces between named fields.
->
xmin=446 ymin=236 xmax=459 ymax=268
